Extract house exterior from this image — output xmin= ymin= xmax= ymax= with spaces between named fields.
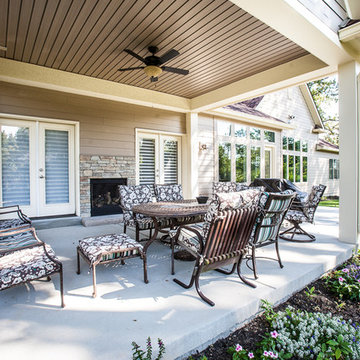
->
xmin=0 ymin=0 xmax=359 ymax=245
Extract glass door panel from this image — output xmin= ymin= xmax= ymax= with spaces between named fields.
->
xmin=161 ymin=136 xmax=180 ymax=184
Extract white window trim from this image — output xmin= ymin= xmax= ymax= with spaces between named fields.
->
xmin=0 ymin=113 xmax=80 ymax=216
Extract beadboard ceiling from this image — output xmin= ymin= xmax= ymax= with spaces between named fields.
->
xmin=0 ymin=0 xmax=309 ymax=98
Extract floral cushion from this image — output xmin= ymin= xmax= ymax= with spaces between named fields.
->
xmin=169 ymin=223 xmax=203 ymax=256
xmin=285 ymin=209 xmax=308 ymax=223
xmin=119 ymin=184 xmax=154 ymax=225
xmin=78 ymin=233 xmax=143 ymax=265
xmin=203 ymin=189 xmax=262 ymax=240
xmin=212 ymin=181 xmax=237 ymax=194
xmin=0 ymin=244 xmax=60 ymax=290
xmin=154 ymin=184 xmax=183 ymax=202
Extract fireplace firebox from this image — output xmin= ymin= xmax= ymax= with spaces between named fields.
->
xmin=90 ymin=178 xmax=127 ymax=216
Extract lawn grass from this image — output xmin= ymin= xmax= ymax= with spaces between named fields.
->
xmin=319 ymin=198 xmax=339 ymax=207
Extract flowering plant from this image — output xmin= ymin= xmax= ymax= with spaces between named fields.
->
xmin=324 ymin=251 xmax=360 ymax=301
xmin=132 ymin=337 xmax=165 ymax=360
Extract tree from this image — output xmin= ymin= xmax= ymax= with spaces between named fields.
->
xmin=307 ymin=76 xmax=339 ymax=146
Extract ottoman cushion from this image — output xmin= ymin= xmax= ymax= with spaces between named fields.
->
xmin=78 ymin=233 xmax=143 ymax=265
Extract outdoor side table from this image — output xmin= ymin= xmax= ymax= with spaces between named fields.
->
xmin=76 ymin=233 xmax=147 ymax=297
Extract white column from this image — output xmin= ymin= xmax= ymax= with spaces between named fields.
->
xmin=184 ymin=112 xmax=199 ymax=198
xmin=339 ymin=61 xmax=360 ymax=246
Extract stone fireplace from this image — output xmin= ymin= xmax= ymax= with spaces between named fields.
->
xmin=80 ymin=155 xmax=135 ymax=217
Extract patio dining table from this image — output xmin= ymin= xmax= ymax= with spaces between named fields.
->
xmin=132 ymin=199 xmax=209 ymax=280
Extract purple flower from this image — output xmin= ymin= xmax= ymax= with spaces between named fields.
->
xmin=248 ymin=353 xmax=254 ymax=359
xmin=339 ymin=277 xmax=345 ymax=282
xmin=270 ymin=330 xmax=279 ymax=338
xmin=263 ymin=350 xmax=269 ymax=357
xmin=235 ymin=344 xmax=243 ymax=352
xmin=342 ymin=268 xmax=350 ymax=273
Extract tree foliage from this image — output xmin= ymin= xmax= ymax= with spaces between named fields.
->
xmin=307 ymin=77 xmax=339 ymax=146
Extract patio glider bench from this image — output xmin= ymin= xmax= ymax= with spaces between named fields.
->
xmin=0 ymin=227 xmax=65 ymax=307
xmin=77 ymin=233 xmax=147 ymax=298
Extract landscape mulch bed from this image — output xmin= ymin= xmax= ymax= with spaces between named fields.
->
xmin=190 ymin=273 xmax=360 ymax=359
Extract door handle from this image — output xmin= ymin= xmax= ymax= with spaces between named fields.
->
xmin=39 ymin=175 xmax=45 ymax=179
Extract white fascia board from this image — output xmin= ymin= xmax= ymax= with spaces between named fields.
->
xmin=229 ymin=0 xmax=352 ymax=66
xmin=0 ymin=58 xmax=191 ymax=113
xmin=339 ymin=22 xmax=360 ymax=61
xmin=191 ymin=54 xmax=336 ymax=112
xmin=316 ymin=144 xmax=339 ymax=153
xmin=299 ymin=84 xmax=324 ymax=129
xmin=206 ymin=109 xmax=295 ymax=130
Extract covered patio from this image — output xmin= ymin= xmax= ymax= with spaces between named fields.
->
xmin=0 ymin=208 xmax=352 ymax=359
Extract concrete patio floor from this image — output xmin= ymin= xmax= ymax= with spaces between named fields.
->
xmin=0 ymin=207 xmax=354 ymax=360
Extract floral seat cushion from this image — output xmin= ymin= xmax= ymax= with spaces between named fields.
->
xmin=154 ymin=184 xmax=183 ymax=202
xmin=285 ymin=209 xmax=308 ymax=223
xmin=0 ymin=244 xmax=60 ymax=290
xmin=78 ymin=233 xmax=143 ymax=265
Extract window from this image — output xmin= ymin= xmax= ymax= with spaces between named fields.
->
xmin=302 ymin=141 xmax=308 ymax=152
xmin=295 ymin=140 xmax=301 ymax=152
xmin=288 ymin=155 xmax=294 ymax=182
xmin=295 ymin=156 xmax=301 ymax=182
xmin=303 ymin=156 xmax=307 ymax=182
xmin=329 ymin=159 xmax=340 ymax=180
xmin=235 ymin=144 xmax=247 ymax=182
xmin=283 ymin=155 xmax=288 ymax=179
xmin=137 ymin=132 xmax=181 ymax=185
xmin=251 ymin=146 xmax=261 ymax=181
xmin=288 ymin=137 xmax=294 ymax=151
xmin=264 ymin=131 xmax=275 ymax=143
xmin=234 ymin=124 xmax=246 ymax=138
xmin=282 ymin=136 xmax=287 ymax=150
xmin=250 ymin=127 xmax=261 ymax=140
xmin=219 ymin=143 xmax=231 ymax=181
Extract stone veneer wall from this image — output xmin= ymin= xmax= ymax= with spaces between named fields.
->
xmin=80 ymin=155 xmax=136 ymax=217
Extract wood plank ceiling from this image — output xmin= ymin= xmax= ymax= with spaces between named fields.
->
xmin=0 ymin=0 xmax=309 ymax=98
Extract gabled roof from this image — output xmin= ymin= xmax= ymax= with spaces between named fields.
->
xmin=223 ymin=97 xmax=286 ymax=125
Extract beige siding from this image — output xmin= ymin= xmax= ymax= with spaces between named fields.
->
xmin=0 ymin=82 xmax=186 ymax=157
xmin=257 ymin=86 xmax=339 ymax=196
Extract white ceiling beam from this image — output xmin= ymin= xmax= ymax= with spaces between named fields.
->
xmin=229 ymin=0 xmax=352 ymax=66
xmin=0 ymin=58 xmax=191 ymax=113
xmin=191 ymin=54 xmax=336 ymax=112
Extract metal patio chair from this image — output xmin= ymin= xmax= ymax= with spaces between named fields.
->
xmin=280 ymin=184 xmax=326 ymax=242
xmin=249 ymin=191 xmax=295 ymax=279
xmin=0 ymin=205 xmax=31 ymax=233
xmin=170 ymin=190 xmax=261 ymax=306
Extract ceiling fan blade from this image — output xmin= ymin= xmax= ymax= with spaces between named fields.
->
xmin=150 ymin=76 xmax=158 ymax=83
xmin=124 ymin=49 xmax=146 ymax=63
xmin=118 ymin=66 xmax=145 ymax=71
xmin=162 ymin=66 xmax=189 ymax=75
xmin=159 ymin=49 xmax=179 ymax=64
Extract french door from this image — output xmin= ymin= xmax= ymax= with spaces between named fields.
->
xmin=0 ymin=119 xmax=75 ymax=217
xmin=137 ymin=132 xmax=181 ymax=185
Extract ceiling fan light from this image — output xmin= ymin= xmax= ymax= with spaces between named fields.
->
xmin=144 ymin=65 xmax=162 ymax=78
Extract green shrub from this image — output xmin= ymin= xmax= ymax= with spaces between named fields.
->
xmin=132 ymin=337 xmax=165 ymax=360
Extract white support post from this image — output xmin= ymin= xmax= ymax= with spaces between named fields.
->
xmin=185 ymin=112 xmax=199 ymax=199
xmin=339 ymin=61 xmax=360 ymax=246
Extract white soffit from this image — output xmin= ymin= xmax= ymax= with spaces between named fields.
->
xmin=229 ymin=0 xmax=352 ymax=66
xmin=339 ymin=22 xmax=360 ymax=61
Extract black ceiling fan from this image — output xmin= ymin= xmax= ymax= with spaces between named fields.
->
xmin=118 ymin=46 xmax=189 ymax=82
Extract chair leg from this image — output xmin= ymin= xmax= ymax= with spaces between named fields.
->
xmin=92 ymin=264 xmax=97 ymax=298
xmin=142 ymin=252 xmax=148 ymax=284
xmin=251 ymin=245 xmax=258 ymax=279
xmin=171 ymin=236 xmax=175 ymax=275
xmin=275 ymin=239 xmax=284 ymax=269
xmin=194 ymin=270 xmax=215 ymax=307
xmin=76 ymin=247 xmax=81 ymax=274
xmin=237 ymin=255 xmax=256 ymax=288
xmin=136 ymin=226 xmax=140 ymax=242
xmin=124 ymin=224 xmax=127 ymax=234
xmin=280 ymin=222 xmax=316 ymax=242
xmin=59 ymin=265 xmax=65 ymax=308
